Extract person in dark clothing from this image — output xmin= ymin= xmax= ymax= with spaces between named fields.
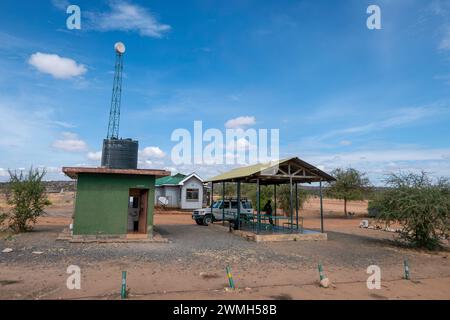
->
xmin=263 ymin=200 xmax=274 ymax=225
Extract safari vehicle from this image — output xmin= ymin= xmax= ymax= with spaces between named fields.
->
xmin=192 ymin=199 xmax=253 ymax=226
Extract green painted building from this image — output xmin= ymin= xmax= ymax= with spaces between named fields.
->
xmin=63 ymin=167 xmax=170 ymax=239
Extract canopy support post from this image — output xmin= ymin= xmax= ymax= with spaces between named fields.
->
xmin=210 ymin=182 xmax=214 ymax=208
xmin=274 ymin=184 xmax=277 ymax=228
xmin=222 ymin=181 xmax=225 ymax=226
xmin=289 ymin=164 xmax=293 ymax=233
xmin=236 ymin=181 xmax=241 ymax=230
xmin=295 ymin=182 xmax=299 ymax=231
xmin=320 ymin=179 xmax=324 ymax=233
xmin=210 ymin=182 xmax=214 ymax=224
xmin=257 ymin=178 xmax=260 ymax=234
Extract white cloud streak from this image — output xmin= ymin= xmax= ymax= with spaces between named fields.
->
xmin=52 ymin=132 xmax=87 ymax=152
xmin=225 ymin=116 xmax=256 ymax=129
xmin=293 ymin=147 xmax=450 ymax=184
xmin=302 ymin=104 xmax=449 ymax=146
xmin=439 ymin=29 xmax=450 ymax=51
xmin=51 ymin=0 xmax=70 ymax=10
xmin=87 ymin=1 xmax=171 ymax=38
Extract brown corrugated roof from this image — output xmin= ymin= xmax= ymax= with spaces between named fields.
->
xmin=62 ymin=167 xmax=171 ymax=179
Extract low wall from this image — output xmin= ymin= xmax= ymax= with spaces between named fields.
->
xmin=211 ymin=223 xmax=327 ymax=242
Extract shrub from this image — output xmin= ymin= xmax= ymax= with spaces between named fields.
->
xmin=5 ymin=168 xmax=51 ymax=233
xmin=0 ymin=212 xmax=7 ymax=228
xmin=369 ymin=172 xmax=450 ymax=250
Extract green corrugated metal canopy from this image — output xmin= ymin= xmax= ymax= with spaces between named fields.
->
xmin=155 ymin=173 xmax=187 ymax=186
xmin=206 ymin=157 xmax=335 ymax=185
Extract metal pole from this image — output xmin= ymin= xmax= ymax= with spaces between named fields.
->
xmin=320 ymin=180 xmax=324 ymax=233
xmin=210 ymin=182 xmax=214 ymax=225
xmin=404 ymin=259 xmax=410 ymax=280
xmin=257 ymin=178 xmax=260 ymax=234
xmin=236 ymin=181 xmax=241 ymax=230
xmin=318 ymin=264 xmax=325 ymax=281
xmin=296 ymin=183 xmax=299 ymax=231
xmin=222 ymin=182 xmax=225 ymax=226
xmin=289 ymin=164 xmax=293 ymax=233
xmin=274 ymin=184 xmax=277 ymax=228
xmin=210 ymin=183 xmax=214 ymax=207
xmin=121 ymin=271 xmax=127 ymax=299
xmin=226 ymin=266 xmax=235 ymax=289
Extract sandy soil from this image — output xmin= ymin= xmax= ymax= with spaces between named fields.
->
xmin=1 ymin=192 xmax=449 ymax=300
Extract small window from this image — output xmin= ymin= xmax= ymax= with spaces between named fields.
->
xmin=186 ymin=188 xmax=199 ymax=201
xmin=230 ymin=201 xmax=238 ymax=209
xmin=129 ymin=196 xmax=139 ymax=208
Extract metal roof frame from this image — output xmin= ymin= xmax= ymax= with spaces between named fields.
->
xmin=206 ymin=157 xmax=335 ymax=185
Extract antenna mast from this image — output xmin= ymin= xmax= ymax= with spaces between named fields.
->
xmin=107 ymin=42 xmax=126 ymax=139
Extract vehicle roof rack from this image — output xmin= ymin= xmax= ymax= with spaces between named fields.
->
xmin=217 ymin=197 xmax=250 ymax=201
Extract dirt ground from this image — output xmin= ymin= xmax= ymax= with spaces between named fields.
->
xmin=0 ymin=192 xmax=449 ymax=300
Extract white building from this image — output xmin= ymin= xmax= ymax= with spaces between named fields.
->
xmin=155 ymin=173 xmax=205 ymax=210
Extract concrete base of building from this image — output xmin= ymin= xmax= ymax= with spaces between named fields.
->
xmin=211 ymin=223 xmax=327 ymax=242
xmin=57 ymin=228 xmax=169 ymax=243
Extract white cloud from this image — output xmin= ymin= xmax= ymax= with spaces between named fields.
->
xmin=140 ymin=146 xmax=166 ymax=159
xmin=0 ymin=101 xmax=57 ymax=148
xmin=0 ymin=168 xmax=8 ymax=177
xmin=28 ymin=52 xmax=87 ymax=79
xmin=430 ymin=1 xmax=450 ymax=51
xmin=309 ymin=148 xmax=450 ymax=164
xmin=52 ymin=132 xmax=87 ymax=152
xmin=302 ymin=104 xmax=449 ymax=147
xmin=296 ymin=146 xmax=450 ymax=184
xmin=51 ymin=0 xmax=70 ymax=10
xmin=228 ymin=94 xmax=241 ymax=102
xmin=439 ymin=29 xmax=450 ymax=51
xmin=49 ymin=120 xmax=76 ymax=129
xmin=225 ymin=116 xmax=256 ymax=129
xmin=225 ymin=137 xmax=257 ymax=152
xmin=87 ymin=151 xmax=102 ymax=161
xmin=339 ymin=140 xmax=352 ymax=146
xmin=163 ymin=166 xmax=178 ymax=174
xmin=88 ymin=1 xmax=171 ymax=38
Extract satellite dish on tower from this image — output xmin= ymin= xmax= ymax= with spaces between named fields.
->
xmin=114 ymin=42 xmax=126 ymax=55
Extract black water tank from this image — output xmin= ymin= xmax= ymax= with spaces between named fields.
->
xmin=101 ymin=138 xmax=139 ymax=169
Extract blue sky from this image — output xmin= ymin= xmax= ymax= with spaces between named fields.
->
xmin=0 ymin=0 xmax=449 ymax=184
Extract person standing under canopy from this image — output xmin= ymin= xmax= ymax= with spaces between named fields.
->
xmin=263 ymin=200 xmax=274 ymax=226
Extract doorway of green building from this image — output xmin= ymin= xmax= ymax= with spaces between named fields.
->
xmin=127 ymin=188 xmax=149 ymax=238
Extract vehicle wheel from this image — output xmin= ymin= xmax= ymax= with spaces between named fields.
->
xmin=195 ymin=219 xmax=203 ymax=225
xmin=203 ymin=215 xmax=212 ymax=226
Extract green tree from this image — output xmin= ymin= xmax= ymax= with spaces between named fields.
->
xmin=243 ymin=184 xmax=271 ymax=211
xmin=5 ymin=168 xmax=51 ymax=233
xmin=277 ymin=184 xmax=310 ymax=216
xmin=327 ymin=168 xmax=371 ymax=216
xmin=369 ymin=172 xmax=450 ymax=250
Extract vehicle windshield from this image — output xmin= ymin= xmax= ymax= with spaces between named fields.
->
xmin=242 ymin=201 xmax=252 ymax=209
xmin=212 ymin=201 xmax=222 ymax=208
